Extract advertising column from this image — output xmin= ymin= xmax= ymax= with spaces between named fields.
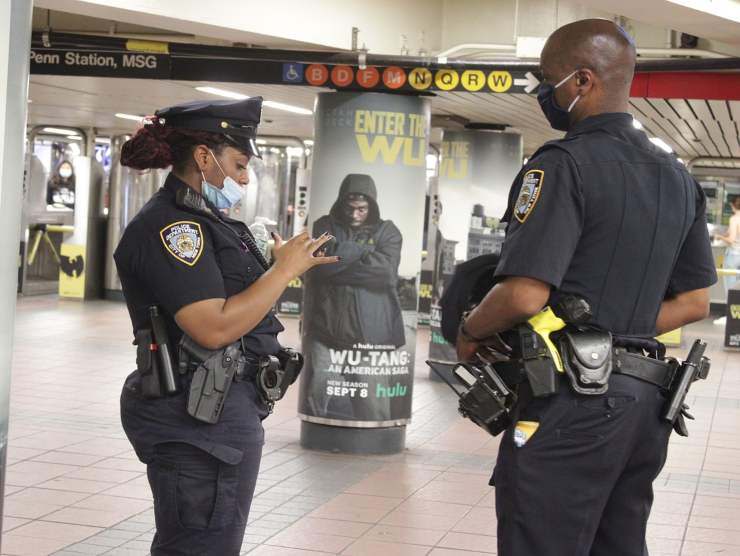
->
xmin=429 ymin=131 xmax=522 ymax=365
xmin=299 ymin=92 xmax=430 ymax=454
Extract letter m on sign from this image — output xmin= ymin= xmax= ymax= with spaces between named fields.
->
xmin=385 ymin=69 xmax=404 ymax=86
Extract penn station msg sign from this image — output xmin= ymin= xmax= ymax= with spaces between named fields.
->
xmin=28 ymin=32 xmax=542 ymax=95
xmin=32 ymin=32 xmax=739 ymax=100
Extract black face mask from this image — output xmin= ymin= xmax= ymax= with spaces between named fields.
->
xmin=537 ymin=70 xmax=580 ymax=132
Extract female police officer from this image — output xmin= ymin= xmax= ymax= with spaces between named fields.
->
xmin=114 ymin=97 xmax=337 ymax=555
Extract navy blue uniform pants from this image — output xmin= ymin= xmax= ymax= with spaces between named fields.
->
xmin=146 ymin=441 xmax=262 ymax=555
xmin=121 ymin=372 xmax=268 ymax=556
xmin=493 ymin=373 xmax=673 ymax=556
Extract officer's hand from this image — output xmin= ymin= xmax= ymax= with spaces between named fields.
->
xmin=457 ymin=333 xmax=511 ymax=363
xmin=481 ymin=333 xmax=512 ymax=356
xmin=456 ymin=336 xmax=480 ymax=362
xmin=271 ymin=232 xmax=339 ymax=278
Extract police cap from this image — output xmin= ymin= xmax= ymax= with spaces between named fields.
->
xmin=155 ymin=97 xmax=263 ymax=158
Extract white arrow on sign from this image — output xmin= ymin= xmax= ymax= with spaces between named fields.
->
xmin=513 ymin=72 xmax=540 ymax=93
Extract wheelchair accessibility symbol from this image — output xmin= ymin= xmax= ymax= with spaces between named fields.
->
xmin=283 ymin=63 xmax=304 ymax=83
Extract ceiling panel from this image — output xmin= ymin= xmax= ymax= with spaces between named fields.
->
xmin=708 ymin=100 xmax=732 ymax=123
xmin=28 ymin=75 xmax=740 ymax=167
xmin=720 ymin=120 xmax=740 ymax=157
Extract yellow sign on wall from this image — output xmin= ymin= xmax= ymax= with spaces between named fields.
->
xmin=59 ymin=243 xmax=86 ymax=299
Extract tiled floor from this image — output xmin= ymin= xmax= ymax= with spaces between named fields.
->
xmin=2 ymin=295 xmax=740 ymax=555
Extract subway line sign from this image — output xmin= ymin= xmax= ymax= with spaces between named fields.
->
xmin=29 ymin=44 xmax=541 ymax=94
xmin=28 ymin=33 xmax=740 ymax=100
xmin=295 ymin=64 xmax=540 ymax=93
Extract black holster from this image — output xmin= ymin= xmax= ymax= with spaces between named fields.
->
xmin=518 ymin=326 xmax=559 ymax=398
xmin=179 ymin=337 xmax=243 ymax=425
xmin=135 ymin=329 xmax=163 ymax=399
xmin=133 ymin=306 xmax=179 ymax=399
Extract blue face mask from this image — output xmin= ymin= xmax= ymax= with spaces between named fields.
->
xmin=537 ymin=70 xmax=580 ymax=132
xmin=201 ymin=150 xmax=244 ymax=209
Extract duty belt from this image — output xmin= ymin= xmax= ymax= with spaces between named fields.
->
xmin=612 ymin=348 xmax=677 ymax=390
xmin=493 ymin=349 xmax=676 ymax=391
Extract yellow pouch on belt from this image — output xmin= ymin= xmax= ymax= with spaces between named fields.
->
xmin=513 ymin=421 xmax=540 ymax=447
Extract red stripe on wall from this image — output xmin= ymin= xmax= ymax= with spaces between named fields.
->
xmin=630 ymin=72 xmax=740 ymax=100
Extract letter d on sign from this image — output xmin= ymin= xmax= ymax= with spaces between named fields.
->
xmin=331 ymin=65 xmax=354 ymax=87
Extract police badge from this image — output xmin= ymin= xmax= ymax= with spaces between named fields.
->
xmin=160 ymin=221 xmax=204 ymax=266
xmin=514 ymin=170 xmax=544 ymax=223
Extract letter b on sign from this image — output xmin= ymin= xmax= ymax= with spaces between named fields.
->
xmin=306 ymin=64 xmax=329 ymax=86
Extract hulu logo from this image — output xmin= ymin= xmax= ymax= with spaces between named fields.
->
xmin=376 ymin=383 xmax=407 ymax=398
xmin=431 ymin=332 xmax=448 ymax=345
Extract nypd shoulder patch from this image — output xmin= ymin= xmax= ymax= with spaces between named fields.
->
xmin=514 ymin=169 xmax=544 ymax=223
xmin=159 ymin=221 xmax=204 ymax=266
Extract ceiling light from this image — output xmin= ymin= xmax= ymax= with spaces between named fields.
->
xmin=677 ymin=157 xmax=686 ymax=165
xmin=66 ymin=135 xmax=82 ymax=140
xmin=286 ymin=147 xmax=305 ymax=157
xmin=632 ymin=119 xmax=643 ymax=130
xmin=263 ymin=100 xmax=312 ymax=115
xmin=666 ymin=0 xmax=740 ymax=23
xmin=42 ymin=127 xmax=78 ymax=135
xmin=196 ymin=86 xmax=312 ymax=115
xmin=96 ymin=137 xmax=111 ymax=144
xmin=304 ymin=139 xmax=314 ymax=146
xmin=649 ymin=137 xmax=673 ymax=153
xmin=255 ymin=139 xmax=267 ymax=145
xmin=115 ymin=113 xmax=144 ymax=122
xmin=195 ymin=86 xmax=248 ymax=100
xmin=195 ymin=87 xmax=313 ymax=116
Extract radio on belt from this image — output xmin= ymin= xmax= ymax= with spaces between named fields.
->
xmin=427 ymin=357 xmax=517 ymax=437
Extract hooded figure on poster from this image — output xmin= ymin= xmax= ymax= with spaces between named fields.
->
xmin=303 ymin=173 xmax=405 ymax=350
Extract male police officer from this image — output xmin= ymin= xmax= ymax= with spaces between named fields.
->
xmin=456 ymin=19 xmax=716 ymax=556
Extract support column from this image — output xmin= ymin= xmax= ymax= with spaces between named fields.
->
xmin=429 ymin=130 xmax=523 ymax=368
xmin=299 ymin=92 xmax=430 ymax=454
xmin=0 ymin=0 xmax=33 ymax=544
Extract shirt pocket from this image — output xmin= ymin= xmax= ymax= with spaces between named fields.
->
xmin=216 ymin=244 xmax=262 ymax=294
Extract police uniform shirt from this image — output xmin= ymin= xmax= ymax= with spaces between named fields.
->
xmin=495 ymin=112 xmax=717 ymax=337
xmin=114 ymin=173 xmax=283 ymax=355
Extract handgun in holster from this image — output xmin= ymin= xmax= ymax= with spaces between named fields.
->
xmin=134 ymin=306 xmax=179 ymax=399
xmin=179 ymin=336 xmax=244 ymax=424
xmin=663 ymin=339 xmax=710 ymax=437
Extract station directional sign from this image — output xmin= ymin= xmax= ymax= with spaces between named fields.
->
xmin=28 ymin=32 xmax=740 ymax=99
xmin=29 ymin=33 xmax=543 ymax=95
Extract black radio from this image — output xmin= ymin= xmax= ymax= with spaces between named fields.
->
xmin=427 ymin=358 xmax=517 ymax=437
